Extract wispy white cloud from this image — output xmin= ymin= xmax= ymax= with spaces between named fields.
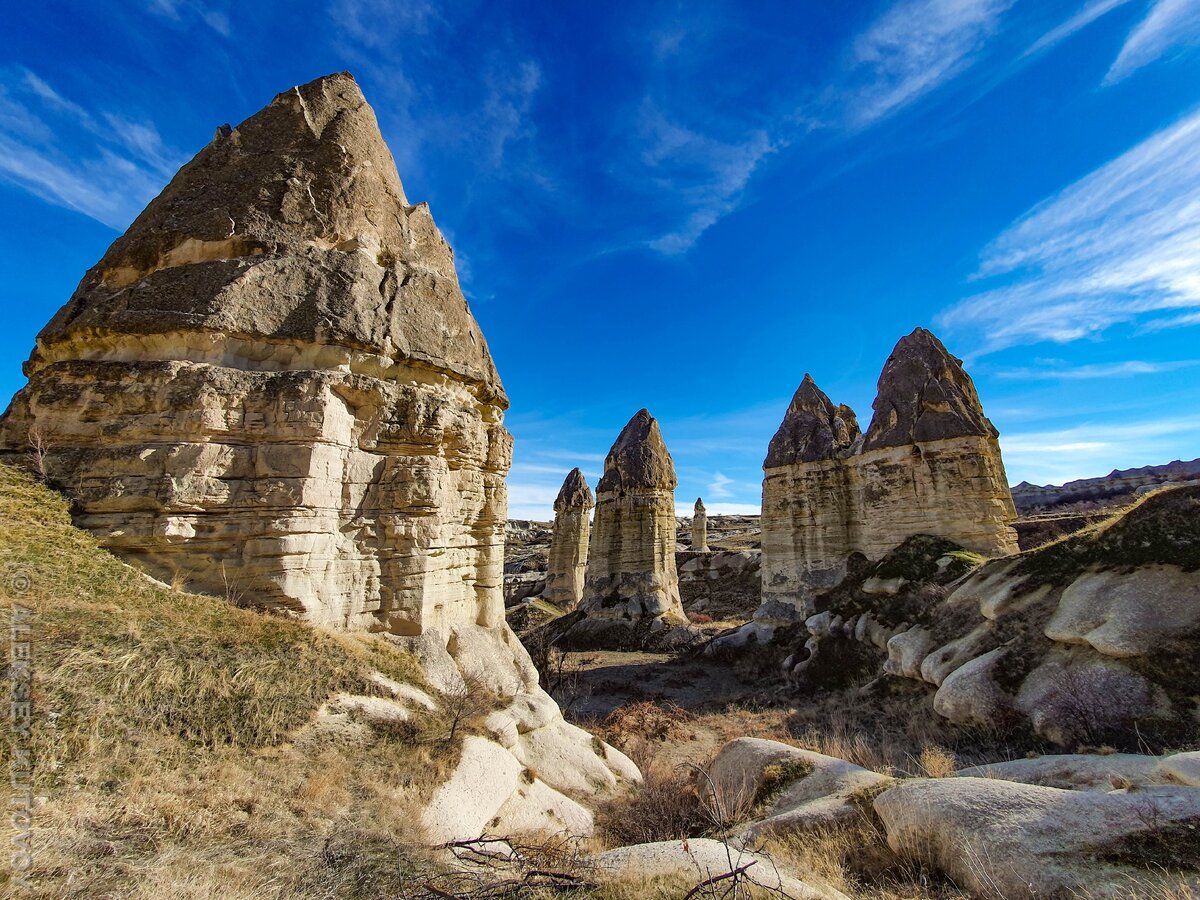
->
xmin=1024 ymin=0 xmax=1135 ymax=57
xmin=1106 ymin=0 xmax=1200 ymax=83
xmin=637 ymin=102 xmax=777 ymax=254
xmin=147 ymin=0 xmax=232 ymax=36
xmin=706 ymin=471 xmax=735 ymax=499
xmin=996 ymin=358 xmax=1200 ymax=379
xmin=939 ymin=106 xmax=1200 ymax=352
xmin=0 ymin=70 xmax=180 ymax=231
xmin=328 ymin=0 xmax=438 ymax=47
xmin=845 ymin=0 xmax=1015 ymax=127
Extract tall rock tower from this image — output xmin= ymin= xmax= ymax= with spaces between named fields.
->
xmin=759 ymin=328 xmax=1017 ymax=617
xmin=0 ymin=73 xmax=513 ymax=637
xmin=542 ymin=468 xmax=593 ymax=609
xmin=560 ymin=409 xmax=696 ymax=648
xmin=691 ymin=497 xmax=710 ymax=552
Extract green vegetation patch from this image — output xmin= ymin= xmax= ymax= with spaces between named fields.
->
xmin=753 ymin=758 xmax=815 ymax=811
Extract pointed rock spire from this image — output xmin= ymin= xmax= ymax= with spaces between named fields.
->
xmin=691 ymin=497 xmax=710 ymax=552
xmin=554 ymin=467 xmax=594 ymax=513
xmin=597 ymin=409 xmax=677 ymax=492
xmin=35 ymin=71 xmax=503 ymax=401
xmin=0 ymin=73 xmax=514 ymax=636
xmin=765 ymin=375 xmax=861 ymax=468
xmin=863 ymin=327 xmax=994 ymax=451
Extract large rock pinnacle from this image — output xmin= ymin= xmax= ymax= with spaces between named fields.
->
xmin=765 ymin=374 xmax=862 ymax=467
xmin=561 ymin=410 xmax=697 ymax=649
xmin=863 ymin=327 xmax=994 ymax=451
xmin=0 ymin=72 xmax=512 ymax=636
xmin=757 ymin=327 xmax=1017 ymax=620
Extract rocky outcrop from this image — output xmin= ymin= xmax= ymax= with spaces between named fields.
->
xmin=0 ymin=72 xmax=511 ymax=638
xmin=541 ymin=468 xmax=593 ymax=610
xmin=1012 ymin=457 xmax=1200 ymax=514
xmin=0 ymin=73 xmax=640 ymax=839
xmin=691 ymin=497 xmax=710 ymax=552
xmin=677 ymin=549 xmax=761 ymax=619
xmin=707 ymin=737 xmax=891 ymax=841
xmin=761 ymin=328 xmax=1017 ymax=618
xmin=558 ymin=410 xmax=697 ymax=648
xmin=591 ymin=839 xmax=848 ymax=899
xmin=779 ymin=484 xmax=1200 ymax=747
xmin=874 ymin=776 xmax=1200 ymax=898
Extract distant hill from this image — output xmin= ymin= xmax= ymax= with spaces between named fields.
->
xmin=1011 ymin=458 xmax=1200 ymax=515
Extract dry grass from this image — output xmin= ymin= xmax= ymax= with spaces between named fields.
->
xmin=0 ymin=463 xmax=466 ymax=898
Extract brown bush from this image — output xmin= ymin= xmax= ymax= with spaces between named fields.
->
xmin=600 ymin=700 xmax=692 ymax=754
xmin=596 ymin=765 xmax=713 ymax=847
xmin=687 ymin=611 xmax=714 ymax=624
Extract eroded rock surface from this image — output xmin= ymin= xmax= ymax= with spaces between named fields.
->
xmin=541 ymin=468 xmax=593 ymax=610
xmin=0 ymin=73 xmax=640 ymax=842
xmin=773 ymin=485 xmax=1200 ymax=747
xmin=1 ymin=72 xmax=511 ymax=638
xmin=760 ymin=329 xmax=1017 ymax=619
xmin=559 ymin=410 xmax=698 ymax=648
xmin=875 ymin=776 xmax=1200 ymax=898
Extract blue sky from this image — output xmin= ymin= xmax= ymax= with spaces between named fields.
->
xmin=2 ymin=1 xmax=1200 ymax=518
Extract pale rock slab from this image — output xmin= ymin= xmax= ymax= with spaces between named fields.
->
xmin=874 ymin=776 xmax=1200 ymax=898
xmin=707 ymin=738 xmax=890 ymax=840
xmin=591 ymin=838 xmax=849 ymax=900
xmin=422 ymin=735 xmax=593 ymax=843
xmin=1043 ymin=565 xmax=1200 ymax=657
xmin=958 ymin=753 xmax=1171 ymax=791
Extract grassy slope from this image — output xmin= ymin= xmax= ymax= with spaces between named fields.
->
xmin=0 ymin=464 xmax=714 ymax=899
xmin=0 ymin=463 xmax=467 ymax=898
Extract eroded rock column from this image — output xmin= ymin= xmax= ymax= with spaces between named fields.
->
xmin=691 ymin=497 xmax=711 ymax=552
xmin=542 ymin=468 xmax=593 ymax=610
xmin=560 ymin=409 xmax=697 ymax=648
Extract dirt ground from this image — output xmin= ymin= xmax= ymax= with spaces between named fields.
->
xmin=556 ymin=649 xmax=797 ymax=770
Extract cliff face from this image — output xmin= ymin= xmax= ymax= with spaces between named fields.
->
xmin=761 ymin=329 xmax=1017 ymax=615
xmin=0 ymin=72 xmax=512 ymax=637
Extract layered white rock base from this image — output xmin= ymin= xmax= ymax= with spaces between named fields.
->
xmin=302 ymin=621 xmax=639 ymax=843
xmin=392 ymin=623 xmax=639 ymax=842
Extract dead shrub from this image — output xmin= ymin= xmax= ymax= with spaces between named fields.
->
xmin=596 ymin=765 xmax=712 ymax=847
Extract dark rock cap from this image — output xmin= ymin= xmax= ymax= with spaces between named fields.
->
xmin=694 ymin=497 xmax=706 ymax=513
xmin=554 ymin=467 xmax=594 ymax=512
xmin=597 ymin=409 xmax=677 ymax=493
xmin=31 ymin=72 xmax=505 ymax=403
xmin=765 ymin=375 xmax=861 ymax=468
xmin=863 ymin=328 xmax=995 ymax=451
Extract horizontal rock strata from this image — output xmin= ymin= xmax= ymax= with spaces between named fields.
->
xmin=0 ymin=72 xmax=512 ymax=637
xmin=761 ymin=328 xmax=1018 ymax=616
